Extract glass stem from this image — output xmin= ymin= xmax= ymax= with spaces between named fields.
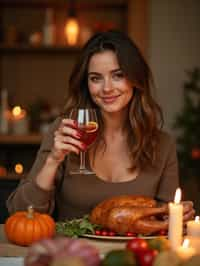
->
xmin=80 ymin=151 xmax=86 ymax=170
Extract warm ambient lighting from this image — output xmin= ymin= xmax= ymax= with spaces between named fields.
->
xmin=182 ymin=238 xmax=190 ymax=248
xmin=64 ymin=0 xmax=80 ymax=46
xmin=11 ymin=105 xmax=28 ymax=134
xmin=168 ymin=188 xmax=183 ymax=250
xmin=15 ymin=163 xmax=24 ymax=174
xmin=12 ymin=106 xmax=26 ymax=119
xmin=176 ymin=239 xmax=195 ymax=260
xmin=187 ymin=215 xmax=200 ymax=236
xmin=174 ymin=187 xmax=181 ymax=204
xmin=12 ymin=106 xmax=22 ymax=116
xmin=64 ymin=17 xmax=80 ymax=46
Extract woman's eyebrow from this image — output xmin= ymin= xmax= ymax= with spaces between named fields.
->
xmin=88 ymin=68 xmax=122 ymax=76
xmin=111 ymin=68 xmax=122 ymax=73
xmin=88 ymin=72 xmax=101 ymax=76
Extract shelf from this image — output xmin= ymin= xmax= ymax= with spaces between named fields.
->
xmin=0 ymin=0 xmax=127 ymax=10
xmin=0 ymin=134 xmax=42 ymax=145
xmin=0 ymin=45 xmax=81 ymax=54
xmin=0 ymin=173 xmax=25 ymax=180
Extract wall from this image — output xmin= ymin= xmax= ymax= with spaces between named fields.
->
xmin=2 ymin=1 xmax=200 ymax=128
xmin=148 ymin=0 xmax=200 ymax=134
xmin=148 ymin=0 xmax=200 ymax=210
xmin=127 ymin=0 xmax=149 ymax=58
xmin=0 ymin=2 xmax=127 ymax=110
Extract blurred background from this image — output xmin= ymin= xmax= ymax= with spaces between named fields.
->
xmin=0 ymin=0 xmax=199 ymax=222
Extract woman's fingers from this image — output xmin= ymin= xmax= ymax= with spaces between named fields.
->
xmin=62 ymin=118 xmax=77 ymax=127
xmin=50 ymin=141 xmax=80 ymax=162
xmin=183 ymin=209 xmax=195 ymax=222
xmin=182 ymin=200 xmax=193 ymax=208
xmin=182 ymin=201 xmax=195 ymax=222
xmin=55 ymin=132 xmax=86 ymax=151
xmin=161 ymin=201 xmax=195 ymax=224
xmin=55 ymin=141 xmax=79 ymax=155
xmin=51 ymin=119 xmax=86 ymax=161
xmin=182 ymin=201 xmax=194 ymax=213
xmin=56 ymin=124 xmax=80 ymax=139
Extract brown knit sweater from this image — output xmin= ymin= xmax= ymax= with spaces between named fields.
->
xmin=7 ymin=118 xmax=179 ymax=221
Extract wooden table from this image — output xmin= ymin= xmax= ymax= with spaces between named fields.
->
xmin=0 ymin=224 xmax=126 ymax=257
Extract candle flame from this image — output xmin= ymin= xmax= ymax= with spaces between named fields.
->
xmin=182 ymin=239 xmax=190 ymax=248
xmin=12 ymin=106 xmax=26 ymax=120
xmin=174 ymin=188 xmax=181 ymax=204
xmin=15 ymin=163 xmax=23 ymax=174
xmin=195 ymin=216 xmax=200 ymax=222
xmin=12 ymin=106 xmax=22 ymax=116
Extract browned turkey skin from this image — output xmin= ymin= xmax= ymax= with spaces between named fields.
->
xmin=90 ymin=195 xmax=168 ymax=235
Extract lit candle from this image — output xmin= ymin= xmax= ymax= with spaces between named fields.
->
xmin=11 ymin=106 xmax=29 ymax=135
xmin=176 ymin=239 xmax=196 ymax=260
xmin=14 ymin=163 xmax=24 ymax=175
xmin=168 ymin=188 xmax=183 ymax=250
xmin=186 ymin=236 xmax=200 ymax=254
xmin=187 ymin=216 xmax=200 ymax=237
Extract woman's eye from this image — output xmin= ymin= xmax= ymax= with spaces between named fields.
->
xmin=90 ymin=76 xmax=101 ymax=82
xmin=113 ymin=72 xmax=124 ymax=80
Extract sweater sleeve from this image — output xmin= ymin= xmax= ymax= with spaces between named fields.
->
xmin=6 ymin=117 xmax=64 ymax=215
xmin=156 ymin=135 xmax=180 ymax=203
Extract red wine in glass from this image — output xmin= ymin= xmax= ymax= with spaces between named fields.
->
xmin=78 ymin=121 xmax=98 ymax=147
xmin=68 ymin=108 xmax=98 ymax=174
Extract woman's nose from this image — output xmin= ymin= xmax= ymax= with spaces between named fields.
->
xmin=102 ymin=77 xmax=113 ymax=92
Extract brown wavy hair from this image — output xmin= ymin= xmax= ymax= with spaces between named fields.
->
xmin=63 ymin=30 xmax=163 ymax=171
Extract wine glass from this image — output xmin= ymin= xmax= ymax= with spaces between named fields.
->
xmin=68 ymin=108 xmax=98 ymax=174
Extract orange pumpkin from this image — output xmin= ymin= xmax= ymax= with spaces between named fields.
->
xmin=4 ymin=206 xmax=55 ymax=246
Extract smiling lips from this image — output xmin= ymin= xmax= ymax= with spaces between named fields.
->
xmin=102 ymin=95 xmax=120 ymax=104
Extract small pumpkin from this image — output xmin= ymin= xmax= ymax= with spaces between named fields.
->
xmin=4 ymin=206 xmax=55 ymax=246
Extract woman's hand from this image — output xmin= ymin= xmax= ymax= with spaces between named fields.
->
xmin=162 ymin=201 xmax=195 ymax=223
xmin=49 ymin=119 xmax=86 ymax=163
xmin=182 ymin=201 xmax=195 ymax=222
xmin=36 ymin=118 xmax=86 ymax=191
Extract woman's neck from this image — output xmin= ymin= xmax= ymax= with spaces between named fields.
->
xmin=101 ymin=109 xmax=128 ymax=136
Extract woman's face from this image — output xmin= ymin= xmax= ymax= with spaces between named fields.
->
xmin=87 ymin=50 xmax=133 ymax=114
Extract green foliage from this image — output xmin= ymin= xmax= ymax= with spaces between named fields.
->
xmin=173 ymin=68 xmax=200 ymax=177
xmin=56 ymin=215 xmax=101 ymax=238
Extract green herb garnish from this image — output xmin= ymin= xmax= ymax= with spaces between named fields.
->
xmin=56 ymin=215 xmax=101 ymax=238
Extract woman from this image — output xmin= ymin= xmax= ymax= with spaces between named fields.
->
xmin=7 ymin=30 xmax=194 ymax=222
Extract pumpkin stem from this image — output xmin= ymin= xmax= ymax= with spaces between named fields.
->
xmin=27 ymin=205 xmax=34 ymax=219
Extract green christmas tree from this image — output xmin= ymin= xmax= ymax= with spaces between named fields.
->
xmin=173 ymin=68 xmax=200 ymax=178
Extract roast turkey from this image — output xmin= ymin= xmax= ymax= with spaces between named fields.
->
xmin=90 ymin=195 xmax=169 ymax=235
